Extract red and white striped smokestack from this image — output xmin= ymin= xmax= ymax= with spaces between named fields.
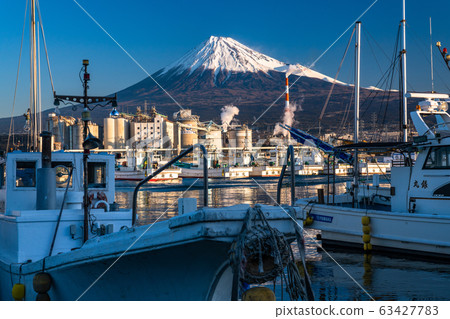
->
xmin=285 ymin=73 xmax=291 ymax=141
xmin=285 ymin=73 xmax=289 ymax=109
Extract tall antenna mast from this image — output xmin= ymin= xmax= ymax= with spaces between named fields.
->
xmin=30 ymin=0 xmax=38 ymax=150
xmin=401 ymin=0 xmax=408 ymax=142
xmin=354 ymin=21 xmax=361 ymax=193
xmin=430 ymin=17 xmax=435 ymax=92
xmin=38 ymin=20 xmax=42 ymax=138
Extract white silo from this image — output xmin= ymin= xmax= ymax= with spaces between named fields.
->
xmin=104 ymin=118 xmax=116 ymax=149
xmin=114 ymin=118 xmax=129 ymax=149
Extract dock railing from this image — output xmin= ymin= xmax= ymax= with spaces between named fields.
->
xmin=276 ymin=145 xmax=296 ymax=206
xmin=132 ymin=144 xmax=208 ymax=225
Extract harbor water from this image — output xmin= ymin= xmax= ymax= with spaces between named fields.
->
xmin=115 ymin=176 xmax=450 ymax=301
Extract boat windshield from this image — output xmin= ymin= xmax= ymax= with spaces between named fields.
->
xmin=16 ymin=161 xmax=36 ymax=187
xmin=88 ymin=162 xmax=106 ymax=188
xmin=424 ymin=146 xmax=450 ymax=169
xmin=52 ymin=161 xmax=73 ymax=188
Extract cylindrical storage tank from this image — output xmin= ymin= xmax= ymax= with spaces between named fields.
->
xmin=180 ymin=119 xmax=198 ymax=148
xmin=209 ymin=129 xmax=223 ymax=151
xmin=244 ymin=127 xmax=252 ymax=150
xmin=235 ymin=127 xmax=246 ymax=148
xmin=50 ymin=117 xmax=60 ymax=144
xmin=72 ymin=123 xmax=83 ymax=150
xmin=104 ymin=118 xmax=115 ymax=149
xmin=114 ymin=118 xmax=128 ymax=149
xmin=228 ymin=129 xmax=237 ymax=148
xmin=89 ymin=124 xmax=99 ymax=142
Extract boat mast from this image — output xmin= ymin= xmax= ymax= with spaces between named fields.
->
xmin=401 ymin=0 xmax=408 ymax=142
xmin=354 ymin=21 xmax=361 ymax=190
xmin=30 ymin=0 xmax=38 ymax=150
xmin=430 ymin=17 xmax=435 ymax=92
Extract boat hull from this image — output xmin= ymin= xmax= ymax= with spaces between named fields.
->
xmin=0 ymin=204 xmax=299 ymax=301
xmin=296 ymin=198 xmax=450 ymax=259
xmin=180 ymin=167 xmax=251 ymax=179
xmin=115 ymin=169 xmax=180 ymax=181
xmin=0 ymin=239 xmax=231 ymax=301
xmin=249 ymin=166 xmax=282 ymax=178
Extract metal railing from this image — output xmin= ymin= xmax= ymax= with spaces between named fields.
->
xmin=276 ymin=145 xmax=296 ymax=206
xmin=132 ymin=144 xmax=208 ymax=225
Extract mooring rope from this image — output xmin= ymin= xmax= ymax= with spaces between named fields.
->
xmin=229 ymin=206 xmax=314 ymax=301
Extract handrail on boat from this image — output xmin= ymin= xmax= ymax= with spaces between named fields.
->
xmin=132 ymin=144 xmax=208 ymax=226
xmin=276 ymin=145 xmax=296 ymax=206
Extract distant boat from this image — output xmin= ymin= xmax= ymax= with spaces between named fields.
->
xmin=115 ymin=167 xmax=181 ymax=181
xmin=180 ymin=166 xmax=252 ymax=179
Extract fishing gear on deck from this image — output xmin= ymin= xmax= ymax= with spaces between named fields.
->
xmin=229 ymin=206 xmax=314 ymax=301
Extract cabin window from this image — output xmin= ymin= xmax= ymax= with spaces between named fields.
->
xmin=424 ymin=146 xmax=450 ymax=169
xmin=88 ymin=162 xmax=106 ymax=188
xmin=433 ymin=183 xmax=450 ymax=197
xmin=0 ymin=163 xmax=5 ymax=188
xmin=16 ymin=161 xmax=36 ymax=187
xmin=52 ymin=162 xmax=73 ymax=188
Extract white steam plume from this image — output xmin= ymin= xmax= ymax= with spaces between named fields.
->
xmin=221 ymin=104 xmax=239 ymax=131
xmin=273 ymin=99 xmax=303 ymax=137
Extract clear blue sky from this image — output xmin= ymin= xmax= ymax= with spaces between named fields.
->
xmin=1 ymin=0 xmax=449 ymax=118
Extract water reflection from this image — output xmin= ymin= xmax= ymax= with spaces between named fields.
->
xmin=115 ymin=176 xmax=349 ymax=225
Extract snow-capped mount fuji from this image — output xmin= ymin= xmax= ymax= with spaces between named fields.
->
xmin=160 ymin=36 xmax=285 ymax=81
xmin=158 ymin=36 xmax=346 ymax=86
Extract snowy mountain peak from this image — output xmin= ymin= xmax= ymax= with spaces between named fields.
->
xmin=159 ymin=36 xmax=358 ymax=87
xmin=161 ymin=36 xmax=285 ymax=76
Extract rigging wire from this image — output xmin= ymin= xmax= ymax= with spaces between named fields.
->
xmin=6 ymin=0 xmax=29 ymax=154
xmin=36 ymin=0 xmax=55 ymax=94
xmin=406 ymin=22 xmax=450 ymax=92
xmin=252 ymin=0 xmax=379 ymax=125
xmin=364 ymin=26 xmax=392 ymax=63
xmin=339 ymin=88 xmax=354 ymax=133
xmin=364 ymin=27 xmax=388 ymax=77
xmin=318 ymin=26 xmax=356 ymax=131
xmin=38 ymin=20 xmax=42 ymax=137
xmin=339 ymin=25 xmax=404 ymax=142
xmin=374 ymin=37 xmax=402 ymax=140
xmin=71 ymin=0 xmax=185 ymax=110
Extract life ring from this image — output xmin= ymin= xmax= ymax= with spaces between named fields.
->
xmin=97 ymin=191 xmax=107 ymax=201
xmin=93 ymin=200 xmax=110 ymax=212
xmin=90 ymin=192 xmax=108 ymax=210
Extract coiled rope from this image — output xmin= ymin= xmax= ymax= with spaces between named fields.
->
xmin=229 ymin=206 xmax=314 ymax=301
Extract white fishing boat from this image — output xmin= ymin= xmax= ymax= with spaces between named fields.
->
xmin=296 ymin=94 xmax=450 ymax=258
xmin=180 ymin=166 xmax=252 ymax=179
xmin=318 ymin=162 xmax=389 ymax=176
xmin=0 ymin=135 xmax=312 ymax=301
xmin=115 ymin=167 xmax=181 ymax=181
xmin=295 ymin=164 xmax=322 ymax=176
xmin=293 ymin=17 xmax=450 ymax=259
xmin=249 ymin=165 xmax=282 ymax=177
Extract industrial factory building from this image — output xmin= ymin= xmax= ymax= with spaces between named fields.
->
xmin=104 ymin=106 xmax=174 ymax=150
xmin=46 ymin=112 xmax=99 ymax=150
xmin=46 ymin=104 xmax=261 ymax=169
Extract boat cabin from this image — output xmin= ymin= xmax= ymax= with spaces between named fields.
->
xmin=0 ymin=151 xmax=132 ymax=264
